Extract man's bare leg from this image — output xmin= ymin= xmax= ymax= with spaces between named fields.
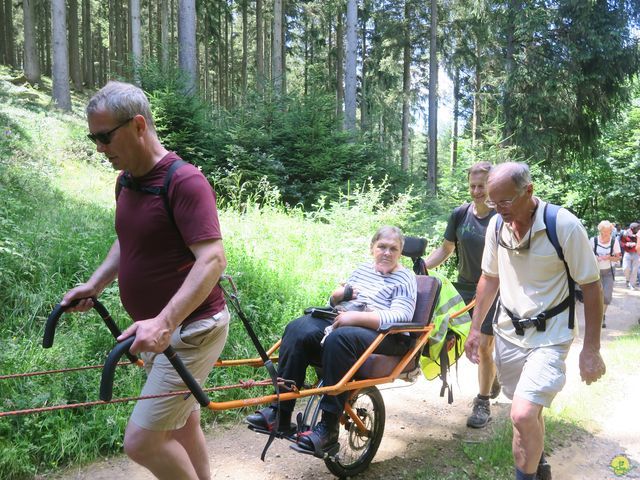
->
xmin=123 ymin=414 xmax=208 ymax=480
xmin=511 ymin=396 xmax=544 ymax=475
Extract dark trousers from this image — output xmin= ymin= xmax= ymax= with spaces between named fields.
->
xmin=276 ymin=314 xmax=413 ymax=415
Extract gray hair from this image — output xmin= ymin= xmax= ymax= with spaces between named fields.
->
xmin=489 ymin=162 xmax=532 ymax=193
xmin=86 ymin=81 xmax=155 ymax=131
xmin=371 ymin=226 xmax=405 ymax=249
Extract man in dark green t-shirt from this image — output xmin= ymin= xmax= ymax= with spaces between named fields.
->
xmin=424 ymin=162 xmax=499 ymax=428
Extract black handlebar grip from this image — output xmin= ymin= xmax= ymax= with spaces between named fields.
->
xmin=43 ymin=299 xmax=80 ymax=348
xmin=43 ymin=298 xmax=139 ymax=364
xmin=100 ymin=336 xmax=136 ymax=402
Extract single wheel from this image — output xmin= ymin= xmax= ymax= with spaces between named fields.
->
xmin=324 ymin=386 xmax=385 ymax=478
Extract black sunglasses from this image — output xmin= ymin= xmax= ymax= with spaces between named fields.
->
xmin=497 ymin=221 xmax=532 ymax=251
xmin=87 ymin=117 xmax=133 ymax=145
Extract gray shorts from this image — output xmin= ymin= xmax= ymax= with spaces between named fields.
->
xmin=600 ymin=268 xmax=614 ymax=305
xmin=494 ymin=335 xmax=572 ymax=407
xmin=130 ymin=307 xmax=230 ymax=431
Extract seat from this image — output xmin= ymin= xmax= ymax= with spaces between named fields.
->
xmin=355 ymin=275 xmax=441 ymax=379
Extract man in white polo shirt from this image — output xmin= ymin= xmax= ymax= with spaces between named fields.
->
xmin=465 ymin=162 xmax=606 ymax=480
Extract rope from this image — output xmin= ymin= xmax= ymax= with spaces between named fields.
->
xmin=0 ymin=378 xmax=294 ymax=418
xmin=0 ymin=362 xmax=135 ymax=380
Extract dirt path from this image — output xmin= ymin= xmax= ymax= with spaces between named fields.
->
xmin=51 ymin=274 xmax=640 ymax=480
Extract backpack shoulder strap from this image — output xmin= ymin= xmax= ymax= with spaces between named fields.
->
xmin=543 ymin=203 xmax=564 ymax=260
xmin=542 ymin=203 xmax=575 ymax=329
xmin=610 ymin=237 xmax=616 ymax=255
xmin=115 ymin=159 xmax=189 ymax=227
xmin=161 ymin=159 xmax=189 ymax=226
xmin=452 ymin=203 xmax=472 ymax=264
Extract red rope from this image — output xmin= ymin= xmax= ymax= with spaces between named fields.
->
xmin=0 ymin=362 xmax=136 ymax=380
xmin=0 ymin=378 xmax=284 ymax=417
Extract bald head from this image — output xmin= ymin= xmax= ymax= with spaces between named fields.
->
xmin=488 ymin=162 xmax=532 ymax=193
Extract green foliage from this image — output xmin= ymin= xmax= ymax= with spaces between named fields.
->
xmin=136 ymin=61 xmax=410 ymax=209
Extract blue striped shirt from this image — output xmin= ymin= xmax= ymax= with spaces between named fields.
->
xmin=344 ymin=262 xmax=417 ymax=327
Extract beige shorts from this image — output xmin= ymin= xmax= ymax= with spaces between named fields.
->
xmin=494 ymin=335 xmax=572 ymax=408
xmin=130 ymin=307 xmax=230 ymax=431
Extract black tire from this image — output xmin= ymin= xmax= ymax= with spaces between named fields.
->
xmin=324 ymin=386 xmax=385 ymax=478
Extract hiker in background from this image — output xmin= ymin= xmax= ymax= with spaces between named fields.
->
xmin=61 ymin=81 xmax=229 ymax=480
xmin=465 ymin=162 xmax=605 ymax=480
xmin=423 ymin=161 xmax=500 ymax=429
xmin=591 ymin=221 xmax=621 ymax=328
xmin=620 ymin=222 xmax=640 ymax=290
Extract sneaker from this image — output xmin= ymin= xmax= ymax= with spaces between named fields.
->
xmin=466 ymin=397 xmax=491 ymax=428
xmin=490 ymin=375 xmax=501 ymax=399
xmin=537 ymin=458 xmax=552 ymax=480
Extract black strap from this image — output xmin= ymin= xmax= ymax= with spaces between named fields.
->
xmin=220 ymin=279 xmax=281 ymax=461
xmin=502 ymin=296 xmax=572 ymax=336
xmin=453 ymin=203 xmax=472 ymax=266
xmin=116 ymin=159 xmax=188 ymax=228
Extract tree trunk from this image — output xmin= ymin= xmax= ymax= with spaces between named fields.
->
xmin=82 ymin=0 xmax=93 ymax=88
xmin=400 ymin=0 xmax=411 ymax=171
xmin=23 ymin=0 xmax=41 ymax=85
xmin=426 ymin=0 xmax=438 ymax=194
xmin=503 ymin=0 xmax=521 ymax=146
xmin=360 ymin=0 xmax=368 ymax=131
xmin=4 ymin=0 xmax=16 ymax=67
xmin=272 ymin=0 xmax=283 ymax=94
xmin=178 ymin=0 xmax=197 ymax=94
xmin=335 ymin=8 xmax=344 ymax=126
xmin=42 ymin=1 xmax=52 ymax=76
xmin=51 ymin=0 xmax=71 ymax=110
xmin=160 ymin=0 xmax=169 ymax=67
xmin=130 ymin=0 xmax=142 ymax=82
xmin=68 ymin=0 xmax=82 ymax=90
xmin=256 ymin=0 xmax=264 ymax=92
xmin=451 ymin=66 xmax=459 ymax=170
xmin=148 ymin=0 xmax=154 ymax=58
xmin=472 ymin=41 xmax=480 ymax=149
xmin=0 ymin=0 xmax=6 ymax=65
xmin=343 ymin=0 xmax=357 ymax=132
xmin=241 ymin=0 xmax=247 ymax=98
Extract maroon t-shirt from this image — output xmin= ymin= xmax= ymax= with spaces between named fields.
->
xmin=115 ymin=152 xmax=225 ymax=324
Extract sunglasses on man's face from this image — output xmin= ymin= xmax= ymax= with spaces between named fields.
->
xmin=87 ymin=117 xmax=133 ymax=145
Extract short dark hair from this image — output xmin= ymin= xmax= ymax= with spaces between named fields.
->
xmin=467 ymin=161 xmax=492 ymax=179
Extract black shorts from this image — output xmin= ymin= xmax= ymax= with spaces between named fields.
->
xmin=457 ymin=286 xmax=498 ymax=336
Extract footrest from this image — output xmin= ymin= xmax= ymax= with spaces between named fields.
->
xmin=290 ymin=441 xmax=340 ymax=459
xmin=247 ymin=423 xmax=297 ymax=441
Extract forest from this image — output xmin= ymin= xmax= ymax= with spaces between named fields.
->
xmin=1 ymin=0 xmax=640 ymax=223
xmin=1 ymin=1 xmax=640 ymax=479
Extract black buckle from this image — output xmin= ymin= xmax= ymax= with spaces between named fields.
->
xmin=512 ymin=314 xmax=547 ymax=335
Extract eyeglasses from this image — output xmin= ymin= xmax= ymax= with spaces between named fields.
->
xmin=87 ymin=117 xmax=133 ymax=145
xmin=485 ymin=191 xmax=522 ymax=209
xmin=497 ymin=221 xmax=532 ymax=251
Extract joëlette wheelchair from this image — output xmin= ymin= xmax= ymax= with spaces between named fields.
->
xmin=3 ymin=237 xmax=453 ymax=478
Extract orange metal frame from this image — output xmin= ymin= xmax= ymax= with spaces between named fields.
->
xmin=205 ymin=323 xmax=434 ymax=412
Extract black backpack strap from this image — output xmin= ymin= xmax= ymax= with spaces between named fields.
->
xmin=162 ymin=159 xmax=189 ymax=227
xmin=453 ymin=203 xmax=472 ymax=264
xmin=543 ymin=203 xmax=575 ymax=329
xmin=116 ymin=159 xmax=189 ymax=228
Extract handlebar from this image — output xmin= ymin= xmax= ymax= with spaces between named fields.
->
xmin=100 ymin=336 xmax=211 ymax=407
xmin=43 ymin=298 xmax=138 ymax=364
